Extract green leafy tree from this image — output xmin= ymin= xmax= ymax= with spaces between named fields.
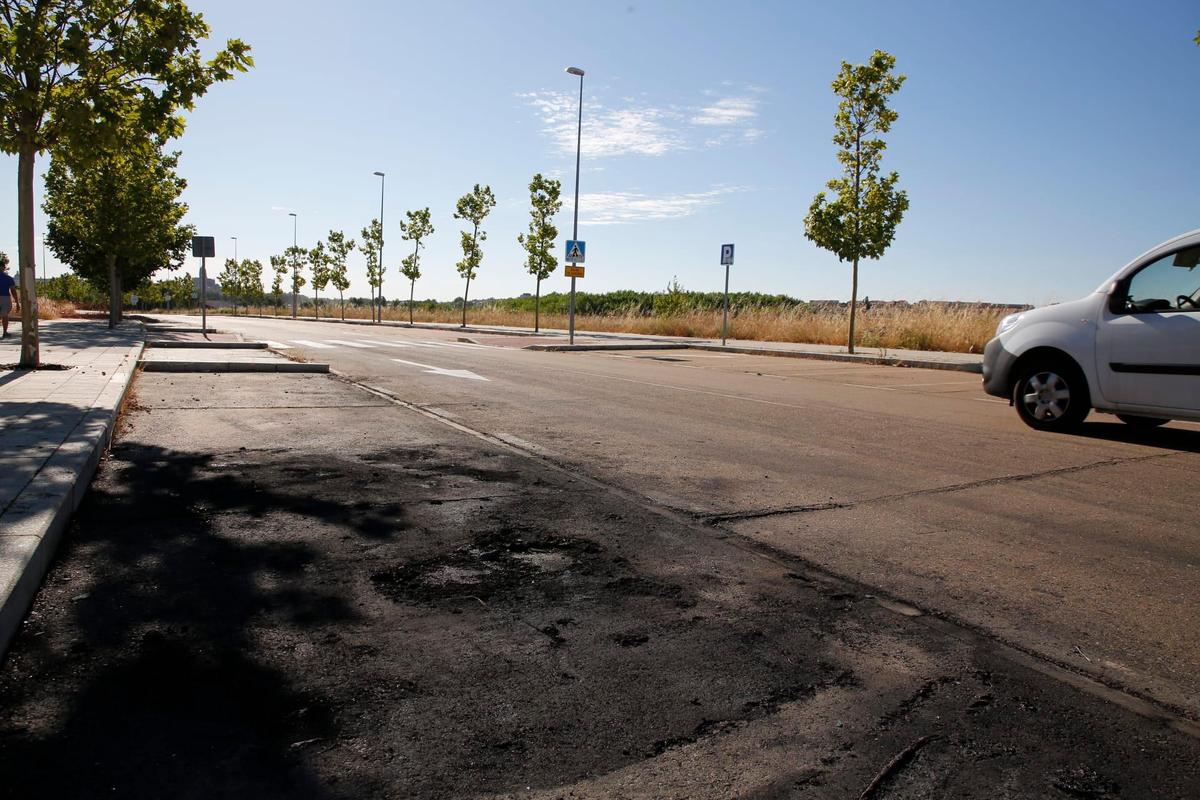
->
xmin=217 ymin=257 xmax=242 ymax=314
xmin=270 ymin=254 xmax=287 ymax=316
xmin=285 ymin=245 xmax=307 ymax=317
xmin=517 ymin=174 xmax=562 ymax=332
xmin=325 ymin=230 xmax=355 ymax=321
xmin=240 ymin=259 xmax=264 ymax=314
xmin=453 ymin=184 xmax=496 ymax=327
xmin=360 ymin=219 xmax=383 ymax=323
xmin=43 ymin=135 xmax=192 ymax=327
xmin=399 ymin=208 xmax=434 ymax=326
xmin=309 ymin=240 xmax=330 ymax=319
xmin=804 ymin=50 xmax=909 ymax=354
xmin=161 ymin=273 xmax=193 ymax=310
xmin=0 ymin=0 xmax=251 ymax=365
xmin=41 ymin=272 xmax=103 ymax=305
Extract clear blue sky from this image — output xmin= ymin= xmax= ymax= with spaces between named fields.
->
xmin=2 ymin=0 xmax=1198 ymax=305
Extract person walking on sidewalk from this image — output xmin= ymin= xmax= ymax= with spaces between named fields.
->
xmin=0 ymin=255 xmax=19 ymax=339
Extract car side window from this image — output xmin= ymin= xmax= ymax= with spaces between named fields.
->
xmin=1124 ymin=246 xmax=1200 ymax=313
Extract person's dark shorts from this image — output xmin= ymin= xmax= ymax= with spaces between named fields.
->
xmin=0 ymin=297 xmax=11 ymax=316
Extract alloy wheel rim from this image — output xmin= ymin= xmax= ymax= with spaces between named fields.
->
xmin=1023 ymin=371 xmax=1071 ymax=421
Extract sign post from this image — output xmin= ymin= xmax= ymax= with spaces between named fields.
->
xmin=565 ymin=239 xmax=586 ymax=343
xmin=720 ymin=243 xmax=735 ymax=345
xmin=192 ymin=236 xmax=215 ymax=338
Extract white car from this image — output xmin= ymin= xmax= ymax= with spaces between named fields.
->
xmin=982 ymin=229 xmax=1200 ymax=431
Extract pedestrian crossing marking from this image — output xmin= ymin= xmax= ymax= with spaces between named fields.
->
xmin=290 ymin=339 xmax=335 ymax=349
xmin=325 ymin=339 xmax=376 ymax=348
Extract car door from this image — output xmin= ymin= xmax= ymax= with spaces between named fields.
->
xmin=1095 ymin=245 xmax=1200 ymax=413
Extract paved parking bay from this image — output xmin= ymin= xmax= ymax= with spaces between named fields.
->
xmin=156 ymin=314 xmax=1200 ymax=719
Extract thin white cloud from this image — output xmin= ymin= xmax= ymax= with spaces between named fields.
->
xmin=522 ymin=87 xmax=766 ymax=158
xmin=579 ymin=187 xmax=744 ymax=226
xmin=522 ymin=91 xmax=685 ymax=158
xmin=691 ymin=96 xmax=758 ymax=126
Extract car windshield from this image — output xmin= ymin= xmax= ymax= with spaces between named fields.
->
xmin=1124 ymin=246 xmax=1200 ymax=312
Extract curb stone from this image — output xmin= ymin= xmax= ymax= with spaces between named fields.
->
xmin=522 ymin=341 xmax=983 ymax=373
xmin=138 ymin=360 xmax=329 ymax=373
xmin=147 ymin=341 xmax=268 ymax=350
xmin=0 ymin=341 xmax=143 ymax=659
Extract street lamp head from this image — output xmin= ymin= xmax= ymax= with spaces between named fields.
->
xmin=288 ymin=212 xmax=297 ymax=218
xmin=373 ymin=171 xmax=385 ymax=177
xmin=566 ymin=66 xmax=585 ymax=77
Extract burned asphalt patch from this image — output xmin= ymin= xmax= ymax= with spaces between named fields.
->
xmin=1 ymin=372 xmax=1198 ymax=799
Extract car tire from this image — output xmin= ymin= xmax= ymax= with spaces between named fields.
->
xmin=1013 ymin=358 xmax=1090 ymax=431
xmin=1116 ymin=414 xmax=1169 ymax=428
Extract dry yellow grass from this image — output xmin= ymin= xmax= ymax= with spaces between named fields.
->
xmin=38 ymin=298 xmax=77 ymax=320
xmin=227 ymin=302 xmax=1008 ymax=354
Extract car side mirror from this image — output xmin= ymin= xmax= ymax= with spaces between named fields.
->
xmin=1108 ymin=279 xmax=1130 ymax=314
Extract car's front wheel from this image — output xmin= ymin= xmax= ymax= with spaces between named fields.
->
xmin=1013 ymin=359 xmax=1090 ymax=431
xmin=1116 ymin=414 xmax=1169 ymax=428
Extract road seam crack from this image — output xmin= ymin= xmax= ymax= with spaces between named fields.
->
xmin=704 ymin=451 xmax=1182 ymax=523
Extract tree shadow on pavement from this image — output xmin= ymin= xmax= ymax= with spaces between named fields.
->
xmin=0 ymin=441 xmax=410 ymax=800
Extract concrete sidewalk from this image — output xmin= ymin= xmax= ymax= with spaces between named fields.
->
xmin=139 ymin=328 xmax=328 ymax=373
xmin=0 ymin=320 xmax=144 ymax=658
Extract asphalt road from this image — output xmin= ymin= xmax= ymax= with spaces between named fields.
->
xmin=4 ymin=366 xmax=1199 ymax=798
xmin=171 ymin=314 xmax=1200 ymax=719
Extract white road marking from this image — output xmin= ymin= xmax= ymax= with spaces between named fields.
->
xmin=418 ymin=340 xmax=488 ymax=350
xmin=839 ymin=383 xmax=897 ymax=391
xmin=355 ymin=339 xmax=411 ymax=347
xmin=896 ymin=380 xmax=981 ymax=387
xmin=391 ymin=358 xmax=489 ymax=381
xmin=264 ymin=340 xmax=291 ymax=349
xmin=325 ymin=339 xmax=376 ymax=348
xmin=973 ymin=398 xmax=1009 ymax=405
xmin=494 ymin=433 xmax=558 ymax=457
xmin=290 ymin=339 xmax=335 ymax=349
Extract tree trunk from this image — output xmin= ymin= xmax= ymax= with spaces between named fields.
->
xmin=409 ymin=279 xmax=415 ymax=326
xmin=340 ymin=291 xmax=345 ymax=321
xmin=314 ymin=290 xmax=319 ymax=319
xmin=107 ymin=255 xmax=119 ymax=328
xmin=848 ymin=258 xmax=859 ymax=354
xmin=461 ymin=276 xmax=470 ymax=327
xmin=535 ymin=277 xmax=541 ymax=332
xmin=849 ymin=127 xmax=862 ymax=356
xmin=17 ymin=139 xmax=39 ymax=367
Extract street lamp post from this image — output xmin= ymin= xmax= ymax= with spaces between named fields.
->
xmin=373 ymin=171 xmax=385 ymax=324
xmin=566 ymin=66 xmax=585 ymax=345
xmin=231 ymin=236 xmax=237 ymax=262
xmin=289 ymin=213 xmax=298 ymax=318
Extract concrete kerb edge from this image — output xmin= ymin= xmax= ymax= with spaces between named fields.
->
xmin=147 ymin=341 xmax=268 ymax=350
xmin=524 ymin=341 xmax=983 ymax=373
xmin=692 ymin=344 xmax=983 ymax=373
xmin=0 ymin=337 xmax=145 ymax=661
xmin=138 ymin=360 xmax=328 ymax=373
xmin=524 ymin=343 xmax=691 ymax=353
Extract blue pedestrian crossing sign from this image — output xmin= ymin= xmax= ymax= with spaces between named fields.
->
xmin=565 ymin=240 xmax=586 ymax=264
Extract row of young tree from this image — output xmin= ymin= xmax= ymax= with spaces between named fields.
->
xmin=261 ymin=174 xmax=563 ymax=331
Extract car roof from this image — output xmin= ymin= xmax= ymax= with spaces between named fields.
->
xmin=1126 ymin=228 xmax=1200 ymax=268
